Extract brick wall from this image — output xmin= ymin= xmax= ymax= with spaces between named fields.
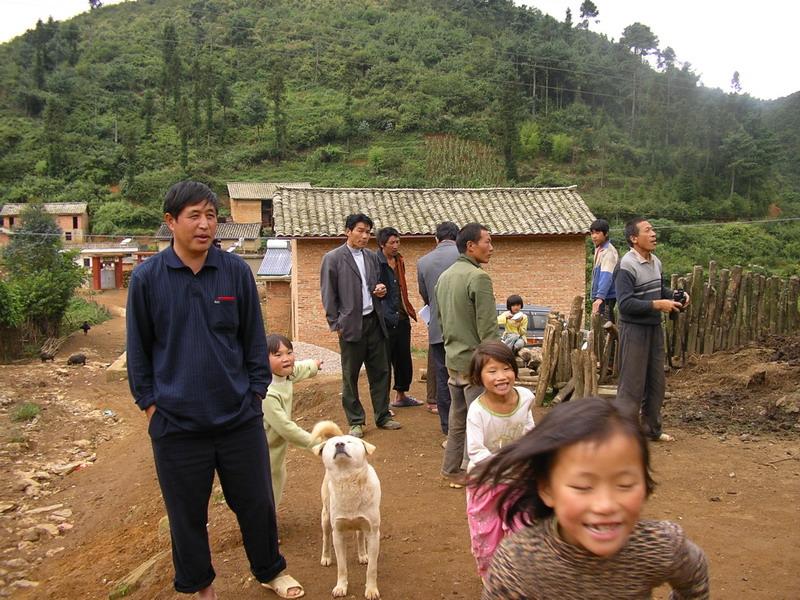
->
xmin=260 ymin=279 xmax=292 ymax=338
xmin=292 ymin=235 xmax=586 ymax=353
xmin=230 ymin=199 xmax=262 ymax=223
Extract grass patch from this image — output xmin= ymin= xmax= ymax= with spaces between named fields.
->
xmin=108 ymin=583 xmax=134 ymax=599
xmin=8 ymin=431 xmax=28 ymax=444
xmin=12 ymin=402 xmax=40 ymax=422
xmin=61 ymin=296 xmax=111 ymax=335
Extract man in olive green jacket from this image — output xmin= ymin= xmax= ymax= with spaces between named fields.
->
xmin=435 ymin=222 xmax=499 ymax=482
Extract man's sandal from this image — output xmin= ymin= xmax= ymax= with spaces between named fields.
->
xmin=262 ymin=573 xmax=304 ymax=599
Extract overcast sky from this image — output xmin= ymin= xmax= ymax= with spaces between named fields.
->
xmin=524 ymin=1 xmax=799 ymax=100
xmin=1 ymin=0 xmax=796 ymax=100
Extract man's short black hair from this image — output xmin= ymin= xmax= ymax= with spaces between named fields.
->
xmin=435 ymin=221 xmax=459 ymax=242
xmin=163 ymin=181 xmax=219 ymax=219
xmin=456 ymin=222 xmax=489 ymax=254
xmin=344 ymin=213 xmax=374 ymax=231
xmin=377 ymin=226 xmax=400 ymax=247
xmin=590 ymin=218 xmax=610 ymax=235
xmin=624 ymin=217 xmax=647 ymax=248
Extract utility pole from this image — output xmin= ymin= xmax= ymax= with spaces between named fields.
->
xmin=630 ymin=70 xmax=636 ymax=139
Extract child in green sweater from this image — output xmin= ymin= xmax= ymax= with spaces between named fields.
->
xmin=264 ymin=333 xmax=322 ymax=507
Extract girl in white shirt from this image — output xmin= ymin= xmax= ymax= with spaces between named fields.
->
xmin=465 ymin=341 xmax=535 ymax=580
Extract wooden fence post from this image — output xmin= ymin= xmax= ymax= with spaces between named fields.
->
xmin=688 ymin=265 xmax=704 ymax=354
xmin=789 ymin=276 xmax=800 ymax=332
xmin=713 ymin=269 xmax=730 ymax=350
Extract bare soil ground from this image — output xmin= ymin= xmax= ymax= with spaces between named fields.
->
xmin=0 ymin=289 xmax=798 ymax=599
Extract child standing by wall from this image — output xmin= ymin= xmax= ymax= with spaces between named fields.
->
xmin=465 ymin=341 xmax=535 ymax=579
xmin=476 ymin=397 xmax=709 ymax=599
xmin=497 ymin=295 xmax=528 ymax=353
xmin=264 ymin=334 xmax=322 ymax=507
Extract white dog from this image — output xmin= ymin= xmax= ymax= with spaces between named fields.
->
xmin=311 ymin=421 xmax=381 ymax=600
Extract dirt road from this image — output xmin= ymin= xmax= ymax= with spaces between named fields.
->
xmin=1 ymin=289 xmax=798 ymax=599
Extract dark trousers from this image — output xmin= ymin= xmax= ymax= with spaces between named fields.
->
xmin=601 ymin=298 xmax=617 ymax=323
xmin=615 ymin=321 xmax=665 ymax=439
xmin=429 ymin=342 xmax=451 ymax=434
xmin=150 ymin=415 xmax=285 ymax=593
xmin=442 ymin=370 xmax=484 ymax=476
xmin=426 ymin=349 xmax=437 ymax=403
xmin=387 ymin=317 xmax=413 ymax=392
xmin=339 ymin=312 xmax=391 ymax=427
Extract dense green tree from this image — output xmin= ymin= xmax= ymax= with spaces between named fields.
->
xmin=731 ymin=71 xmax=742 ymax=94
xmin=43 ymin=97 xmax=67 ymax=176
xmin=176 ymin=95 xmax=191 ymax=172
xmin=269 ymin=67 xmax=288 ymax=160
xmin=240 ymin=90 xmax=268 ymax=137
xmin=141 ymin=90 xmax=155 ymax=136
xmin=1 ymin=204 xmax=84 ymax=338
xmin=160 ymin=22 xmax=181 ymax=109
xmin=215 ymin=78 xmax=232 ymax=138
xmin=620 ymin=22 xmax=659 ymax=59
xmin=578 ymin=1 xmax=599 ymax=30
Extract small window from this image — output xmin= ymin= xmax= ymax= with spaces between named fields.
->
xmin=72 ymin=216 xmax=79 ymax=229
xmin=8 ymin=217 xmax=14 ymax=227
xmin=65 ymin=232 xmax=72 ymax=241
xmin=83 ymin=258 xmax=91 ymax=267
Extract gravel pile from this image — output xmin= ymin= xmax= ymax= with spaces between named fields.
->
xmin=291 ymin=341 xmax=344 ymax=375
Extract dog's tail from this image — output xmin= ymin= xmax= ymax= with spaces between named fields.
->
xmin=310 ymin=420 xmax=343 ymax=444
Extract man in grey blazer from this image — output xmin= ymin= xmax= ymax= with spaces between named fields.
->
xmin=417 ymin=221 xmax=460 ymax=437
xmin=320 ymin=213 xmax=402 ymax=438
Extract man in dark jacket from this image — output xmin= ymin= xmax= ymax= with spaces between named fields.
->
xmin=417 ymin=221 xmax=460 ymax=435
xmin=320 ymin=213 xmax=402 ymax=438
xmin=377 ymin=226 xmax=423 ymax=409
xmin=126 ymin=181 xmax=303 ymax=599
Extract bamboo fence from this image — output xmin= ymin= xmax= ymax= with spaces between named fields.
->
xmin=533 ymin=262 xmax=800 ymax=406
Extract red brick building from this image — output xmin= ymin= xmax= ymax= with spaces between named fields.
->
xmin=270 ymin=187 xmax=594 ymax=352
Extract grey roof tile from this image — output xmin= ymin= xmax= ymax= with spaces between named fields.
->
xmin=272 ymin=187 xmax=594 ymax=237
xmin=154 ymin=222 xmax=262 ymax=240
xmin=0 ymin=202 xmax=88 ymax=216
xmin=226 ymin=181 xmax=312 ymax=199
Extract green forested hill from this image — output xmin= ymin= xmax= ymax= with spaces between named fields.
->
xmin=1 ymin=0 xmax=799 ymax=274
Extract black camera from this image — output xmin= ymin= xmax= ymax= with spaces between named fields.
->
xmin=670 ymin=288 xmax=687 ymax=320
xmin=672 ymin=288 xmax=687 ymax=307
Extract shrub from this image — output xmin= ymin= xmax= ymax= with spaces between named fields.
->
xmin=367 ymin=146 xmax=403 ymax=175
xmin=308 ymin=145 xmax=346 ymax=165
xmin=550 ymin=133 xmax=575 ymax=162
xmin=12 ymin=402 xmax=40 ymax=422
xmin=61 ymin=297 xmax=111 ymax=334
xmin=519 ymin=121 xmax=541 ymax=158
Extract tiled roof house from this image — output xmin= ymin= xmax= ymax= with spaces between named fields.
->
xmin=0 ymin=202 xmax=89 ymax=245
xmin=154 ymin=221 xmax=263 ymax=252
xmin=226 ymin=181 xmax=312 ymax=229
xmin=269 ymin=186 xmax=595 ymax=350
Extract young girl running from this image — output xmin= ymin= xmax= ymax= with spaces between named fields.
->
xmin=465 ymin=341 xmax=535 ymax=579
xmin=263 ymin=334 xmax=322 ymax=507
xmin=476 ymin=397 xmax=709 ymax=599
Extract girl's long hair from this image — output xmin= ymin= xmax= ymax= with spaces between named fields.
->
xmin=471 ymin=397 xmax=656 ymax=527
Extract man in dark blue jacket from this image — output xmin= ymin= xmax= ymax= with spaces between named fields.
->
xmin=126 ymin=181 xmax=303 ymax=599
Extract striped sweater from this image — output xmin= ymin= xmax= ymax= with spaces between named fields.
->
xmin=483 ymin=518 xmax=709 ymax=600
xmin=614 ymin=249 xmax=672 ymax=326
